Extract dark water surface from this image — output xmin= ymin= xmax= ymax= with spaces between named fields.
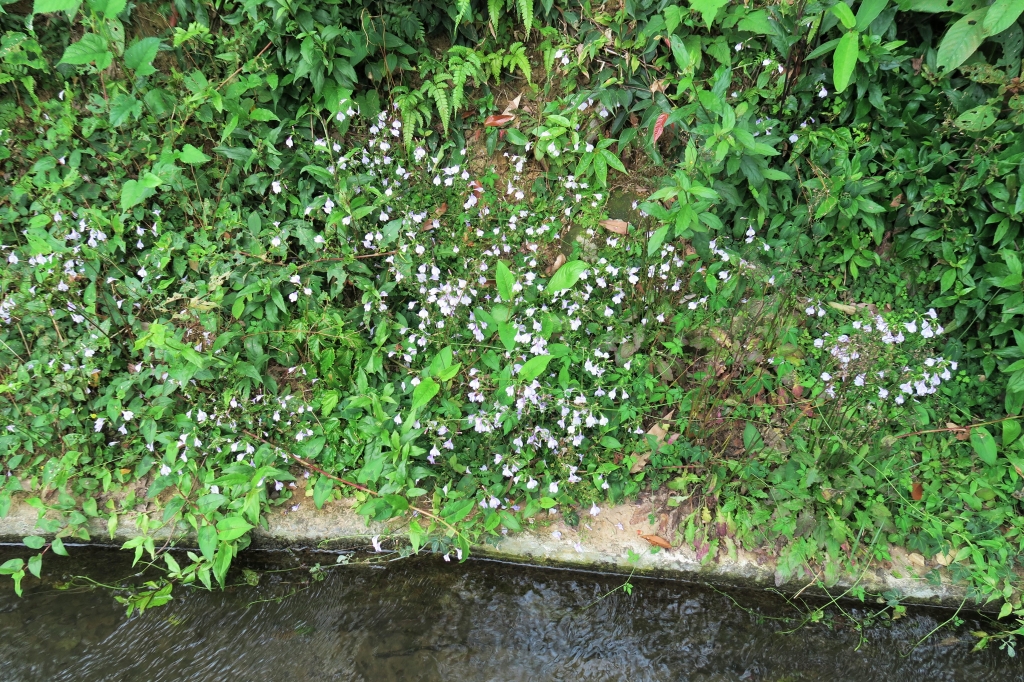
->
xmin=0 ymin=545 xmax=1019 ymax=681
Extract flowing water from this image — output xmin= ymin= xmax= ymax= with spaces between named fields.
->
xmin=0 ymin=545 xmax=1018 ymax=681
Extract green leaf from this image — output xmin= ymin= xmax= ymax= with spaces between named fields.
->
xmin=249 ymin=108 xmax=280 ymax=122
xmin=382 ymin=494 xmax=409 ymax=513
xmin=412 ymin=377 xmax=439 ymax=410
xmin=120 ymin=172 xmax=162 ymax=211
xmin=982 ymin=0 xmax=1024 ymax=35
xmin=108 ymin=93 xmax=141 ymax=127
xmin=546 ymin=260 xmax=588 ymax=294
xmin=953 ymin=104 xmax=997 ymax=131
xmin=216 ymin=516 xmax=254 ymax=542
xmin=688 ymin=0 xmax=728 ymax=29
xmin=833 ymin=31 xmax=860 ymax=93
xmin=59 ymin=34 xmax=113 ymax=69
xmin=855 ymin=0 xmax=889 ymax=31
xmin=198 ymin=524 xmax=217 ymax=561
xmin=50 ymin=537 xmax=68 ymax=556
xmin=496 ymin=261 xmax=515 ymax=302
xmin=33 ymin=0 xmax=79 ymax=13
xmin=519 ymin=354 xmax=554 ymax=382
xmin=971 ymin=426 xmax=998 ymax=466
xmin=647 ymin=225 xmax=670 ymax=256
xmin=123 ymin=37 xmax=161 ymax=77
xmin=831 ymin=2 xmax=857 ymax=29
xmin=179 ymin=144 xmax=212 ymax=165
xmin=313 ymin=475 xmax=334 ymax=509
xmin=27 ymin=554 xmax=42 ymax=579
xmin=441 ymin=498 xmax=475 ymax=523
xmin=23 ymin=535 xmax=45 ymax=549
xmin=197 ymin=493 xmax=227 ymax=515
xmin=937 ymin=9 xmax=989 ymax=72
xmin=1004 ymin=419 xmax=1021 ymax=446
xmin=0 ymin=558 xmax=24 ymax=574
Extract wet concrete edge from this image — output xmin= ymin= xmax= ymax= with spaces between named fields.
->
xmin=0 ymin=495 xmax=997 ymax=612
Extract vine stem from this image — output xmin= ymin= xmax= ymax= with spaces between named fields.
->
xmin=241 ymin=430 xmax=464 ymax=539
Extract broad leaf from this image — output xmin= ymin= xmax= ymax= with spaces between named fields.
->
xmin=59 ymin=34 xmax=113 ymax=69
xmin=313 ymin=476 xmax=334 ymax=509
xmin=855 ymin=0 xmax=889 ymax=31
xmin=518 ymin=354 xmax=554 ymax=382
xmin=982 ymin=0 xmax=1024 ymax=36
xmin=179 ymin=144 xmax=212 ymax=165
xmin=936 ymin=9 xmax=989 ymax=71
xmin=496 ymin=260 xmax=515 ymax=302
xmin=688 ymin=0 xmax=728 ymax=29
xmin=123 ymin=37 xmax=160 ymax=77
xmin=833 ymin=31 xmax=860 ymax=93
xmin=546 ymin=260 xmax=588 ymax=294
xmin=33 ymin=0 xmax=79 ymax=12
xmin=412 ymin=377 xmax=439 ymax=410
xmin=216 ymin=516 xmax=254 ymax=542
xmin=831 ymin=2 xmax=857 ymax=29
xmin=971 ymin=426 xmax=997 ymax=466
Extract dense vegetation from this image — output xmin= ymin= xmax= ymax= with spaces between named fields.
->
xmin=1 ymin=0 xmax=1024 ymax=645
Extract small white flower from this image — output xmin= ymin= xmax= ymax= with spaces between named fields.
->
xmin=789 ymin=134 xmax=798 ymax=143
xmin=285 ymin=136 xmax=293 ymax=148
xmin=820 ymin=372 xmax=832 ymax=382
xmin=137 ymin=267 xmax=147 ymax=278
xmin=272 ymin=181 xmax=282 ymax=194
xmin=549 ymin=481 xmax=559 ymax=494
xmin=160 ymin=465 xmax=171 ymax=476
xmin=121 ymin=410 xmax=134 ymax=421
xmin=590 ymin=503 xmax=600 ymax=516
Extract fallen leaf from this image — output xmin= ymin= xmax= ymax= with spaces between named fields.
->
xmin=484 ymin=114 xmax=515 ymax=127
xmin=890 ymin=193 xmax=903 ymax=208
xmin=638 ymin=532 xmax=672 ymax=549
xmin=434 ymin=202 xmax=447 ymax=216
xmin=599 ymin=218 xmax=629 ymax=234
xmin=907 ymin=552 xmax=926 ymax=568
xmin=911 ymin=56 xmax=923 ymax=75
xmin=934 ymin=551 xmax=953 ymax=566
xmin=911 ymin=481 xmax=923 ymax=501
xmin=653 ymin=112 xmax=670 ymax=142
xmin=502 ymin=94 xmax=522 ymax=115
xmin=632 ymin=410 xmax=675 ymax=473
xmin=546 ymin=252 xmax=566 ymax=276
xmin=791 ymin=383 xmax=804 ymax=399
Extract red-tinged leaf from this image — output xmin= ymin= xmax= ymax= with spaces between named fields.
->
xmin=469 ymin=180 xmax=484 ymax=198
xmin=484 ymin=114 xmax=515 ymax=127
xmin=653 ymin=112 xmax=670 ymax=142
xmin=638 ymin=532 xmax=672 ymax=549
xmin=911 ymin=482 xmax=923 ymax=501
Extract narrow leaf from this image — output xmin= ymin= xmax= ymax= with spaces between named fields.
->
xmin=833 ymin=31 xmax=859 ymax=93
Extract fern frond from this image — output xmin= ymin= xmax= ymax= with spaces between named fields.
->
xmin=505 ymin=43 xmax=532 ymax=84
xmin=488 ymin=0 xmax=504 ymax=37
xmin=516 ymin=0 xmax=533 ymax=35
xmin=425 ymin=80 xmax=451 ymax=136
xmin=454 ymin=0 xmax=471 ymax=28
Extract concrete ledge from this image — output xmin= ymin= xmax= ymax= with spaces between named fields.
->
xmin=0 ymin=494 xmax=986 ymax=611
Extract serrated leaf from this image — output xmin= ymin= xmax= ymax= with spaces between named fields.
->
xmin=179 ymin=144 xmax=211 ymax=165
xmin=123 ymin=37 xmax=160 ymax=77
xmin=833 ymin=31 xmax=860 ymax=93
xmin=412 ymin=377 xmax=439 ymax=410
xmin=518 ymin=354 xmax=554 ymax=381
xmin=546 ymin=260 xmax=588 ymax=294
xmin=58 ymin=34 xmax=113 ymax=69
xmin=982 ymin=0 xmax=1024 ymax=35
xmin=937 ymin=9 xmax=989 ymax=71
xmin=496 ymin=261 xmax=515 ymax=302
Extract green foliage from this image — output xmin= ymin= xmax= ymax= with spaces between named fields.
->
xmin=1 ymin=0 xmax=1024 ymax=637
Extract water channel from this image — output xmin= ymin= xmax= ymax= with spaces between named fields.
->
xmin=0 ymin=545 xmax=1018 ymax=681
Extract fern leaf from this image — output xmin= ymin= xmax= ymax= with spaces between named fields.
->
xmin=428 ymin=81 xmax=450 ymax=135
xmin=516 ymin=0 xmax=533 ymax=34
xmin=454 ymin=0 xmax=471 ymax=28
xmin=488 ymin=0 xmax=504 ymax=36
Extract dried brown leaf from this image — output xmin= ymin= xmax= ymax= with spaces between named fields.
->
xmin=599 ymin=218 xmax=629 ymax=235
xmin=546 ymin=252 xmax=566 ymax=276
xmin=484 ymin=114 xmax=515 ymax=127
xmin=638 ymin=532 xmax=672 ymax=549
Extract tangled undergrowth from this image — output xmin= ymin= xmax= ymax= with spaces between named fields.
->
xmin=2 ymin=0 xmax=1024 ymax=650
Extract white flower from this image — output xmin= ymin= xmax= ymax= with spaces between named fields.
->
xmin=94 ymin=417 xmax=106 ymax=432
xmin=7 ymin=253 xmax=17 ymax=265
xmin=820 ymin=372 xmax=832 ymax=381
xmin=527 ymin=477 xmax=538 ymax=490
xmin=272 ymin=181 xmax=281 ymax=194
xmin=137 ymin=267 xmax=147 ymax=278
xmin=121 ymin=410 xmax=134 ymax=421
xmin=818 ymin=86 xmax=828 ymax=98
xmin=590 ymin=503 xmax=600 ymax=516
xmin=789 ymin=134 xmax=798 ymax=143
xmin=160 ymin=465 xmax=171 ymax=476
xmin=735 ymin=42 xmax=743 ymax=51
xmin=285 ymin=136 xmax=293 ymax=148
xmin=549 ymin=481 xmax=559 ymax=494
xmin=210 ymin=485 xmax=220 ymax=495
